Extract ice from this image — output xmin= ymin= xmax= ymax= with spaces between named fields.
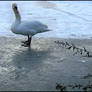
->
xmin=0 ymin=1 xmax=92 ymax=39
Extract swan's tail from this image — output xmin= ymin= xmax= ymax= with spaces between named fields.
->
xmin=44 ymin=29 xmax=52 ymax=32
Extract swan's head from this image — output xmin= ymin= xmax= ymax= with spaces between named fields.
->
xmin=12 ymin=3 xmax=21 ymax=21
xmin=12 ymin=3 xmax=18 ymax=14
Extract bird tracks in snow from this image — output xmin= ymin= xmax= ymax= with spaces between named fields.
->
xmin=54 ymin=40 xmax=92 ymax=57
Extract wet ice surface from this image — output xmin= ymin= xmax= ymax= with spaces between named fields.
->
xmin=0 ymin=1 xmax=92 ymax=91
xmin=0 ymin=37 xmax=92 ymax=91
xmin=0 ymin=1 xmax=92 ymax=38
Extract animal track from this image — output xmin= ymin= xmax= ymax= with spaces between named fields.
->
xmin=54 ymin=40 xmax=92 ymax=57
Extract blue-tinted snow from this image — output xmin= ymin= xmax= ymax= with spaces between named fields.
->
xmin=0 ymin=1 xmax=92 ymax=39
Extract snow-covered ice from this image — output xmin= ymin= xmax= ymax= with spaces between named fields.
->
xmin=0 ymin=1 xmax=92 ymax=39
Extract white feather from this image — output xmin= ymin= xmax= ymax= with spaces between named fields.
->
xmin=11 ymin=3 xmax=51 ymax=37
xmin=11 ymin=20 xmax=50 ymax=36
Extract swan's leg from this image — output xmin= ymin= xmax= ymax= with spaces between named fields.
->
xmin=29 ymin=37 xmax=32 ymax=46
xmin=21 ymin=35 xmax=29 ymax=44
xmin=21 ymin=36 xmax=32 ymax=47
xmin=26 ymin=37 xmax=32 ymax=47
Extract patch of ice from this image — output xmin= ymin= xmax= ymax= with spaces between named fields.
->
xmin=80 ymin=59 xmax=88 ymax=63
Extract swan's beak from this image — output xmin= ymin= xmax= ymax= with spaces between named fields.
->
xmin=12 ymin=3 xmax=17 ymax=9
xmin=12 ymin=3 xmax=18 ymax=13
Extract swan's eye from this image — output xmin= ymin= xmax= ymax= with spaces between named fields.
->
xmin=14 ymin=6 xmax=17 ymax=10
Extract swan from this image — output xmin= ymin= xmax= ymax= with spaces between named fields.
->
xmin=11 ymin=3 xmax=51 ymax=47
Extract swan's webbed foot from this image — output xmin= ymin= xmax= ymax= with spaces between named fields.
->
xmin=21 ymin=41 xmax=30 ymax=47
xmin=21 ymin=35 xmax=32 ymax=48
xmin=21 ymin=44 xmax=30 ymax=47
xmin=21 ymin=40 xmax=29 ymax=44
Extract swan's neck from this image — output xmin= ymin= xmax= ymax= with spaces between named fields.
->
xmin=14 ymin=10 xmax=21 ymax=23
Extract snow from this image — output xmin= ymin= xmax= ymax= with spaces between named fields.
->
xmin=0 ymin=1 xmax=92 ymax=39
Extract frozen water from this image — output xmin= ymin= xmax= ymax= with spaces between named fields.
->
xmin=0 ymin=1 xmax=92 ymax=38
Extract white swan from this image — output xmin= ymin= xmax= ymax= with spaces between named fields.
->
xmin=11 ymin=3 xmax=51 ymax=47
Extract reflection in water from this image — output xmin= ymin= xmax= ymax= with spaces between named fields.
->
xmin=11 ymin=48 xmax=50 ymax=80
xmin=12 ymin=48 xmax=49 ymax=69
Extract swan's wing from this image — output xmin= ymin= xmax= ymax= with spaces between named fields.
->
xmin=19 ymin=21 xmax=50 ymax=33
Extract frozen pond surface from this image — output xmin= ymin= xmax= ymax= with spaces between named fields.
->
xmin=0 ymin=1 xmax=92 ymax=91
xmin=0 ymin=37 xmax=92 ymax=91
xmin=0 ymin=1 xmax=92 ymax=38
